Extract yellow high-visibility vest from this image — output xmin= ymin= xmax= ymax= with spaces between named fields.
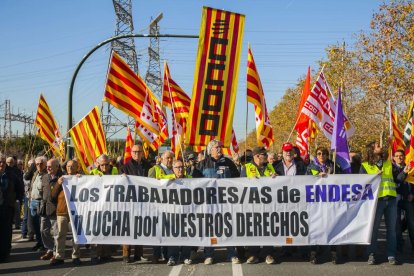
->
xmin=245 ymin=162 xmax=275 ymax=177
xmin=361 ymin=160 xmax=396 ymax=198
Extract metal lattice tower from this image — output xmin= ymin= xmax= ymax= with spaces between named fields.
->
xmin=145 ymin=13 xmax=163 ymax=98
xmin=0 ymin=99 xmax=34 ymax=139
xmin=103 ymin=0 xmax=140 ymax=138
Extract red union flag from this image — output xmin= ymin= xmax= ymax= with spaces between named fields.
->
xmin=186 ymin=7 xmax=245 ymax=147
xmin=300 ymin=69 xmax=354 ymax=141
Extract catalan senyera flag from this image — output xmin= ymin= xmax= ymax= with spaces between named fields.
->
xmin=123 ymin=127 xmax=133 ymax=164
xmin=247 ymin=45 xmax=274 ymax=148
xmin=389 ymin=104 xmax=405 ymax=155
xmin=187 ymin=7 xmax=245 ymax=148
xmin=69 ymin=106 xmax=107 ymax=173
xmin=105 ymin=51 xmax=159 ymax=133
xmin=34 ymin=94 xmax=65 ymax=159
xmin=163 ymin=62 xmax=192 ymax=158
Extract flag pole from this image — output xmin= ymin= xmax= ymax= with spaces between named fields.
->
xmin=245 ymin=90 xmax=249 ymax=160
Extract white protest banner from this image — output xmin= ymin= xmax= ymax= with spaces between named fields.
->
xmin=63 ymin=174 xmax=380 ymax=246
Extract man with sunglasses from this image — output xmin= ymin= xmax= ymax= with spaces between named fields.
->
xmin=241 ymin=146 xmax=276 ymax=265
xmin=120 ymin=144 xmax=150 ymax=264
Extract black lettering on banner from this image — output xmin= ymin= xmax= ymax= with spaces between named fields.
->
xmin=224 ymin=212 xmax=232 ymax=237
xmin=180 ymin=213 xmax=188 ymax=237
xmin=180 ymin=189 xmax=191 ymax=205
xmin=227 ymin=187 xmax=238 ymax=203
xmin=205 ymin=214 xmax=214 ymax=237
xmin=70 ymin=186 xmax=78 ymax=202
xmin=112 ymin=211 xmax=122 ymax=236
xmin=194 ymin=188 xmax=204 ymax=204
xmin=79 ymin=188 xmax=90 ymax=202
xmin=85 ymin=211 xmax=91 ymax=235
xmin=280 ymin=212 xmax=289 ymax=236
xmin=187 ymin=214 xmax=196 ymax=237
xmin=143 ymin=216 xmax=152 ymax=237
xmin=218 ymin=187 xmax=227 ymax=203
xmin=93 ymin=211 xmax=102 ymax=236
xmin=126 ymin=185 xmax=137 ymax=202
xmin=208 ymin=37 xmax=228 ymax=61
xmin=171 ymin=214 xmax=180 ymax=237
xmin=290 ymin=188 xmax=300 ymax=203
xmin=134 ymin=216 xmax=141 ymax=238
xmin=73 ymin=213 xmax=83 ymax=235
xmin=114 ymin=185 xmax=125 ymax=202
xmin=152 ymin=216 xmax=158 ymax=237
xmin=102 ymin=211 xmax=111 ymax=236
xmin=90 ymin=188 xmax=99 ymax=202
xmin=162 ymin=189 xmax=168 ymax=203
xmin=169 ymin=189 xmax=180 ymax=205
xmin=162 ymin=213 xmax=170 ymax=237
xmin=150 ymin=187 xmax=161 ymax=203
xmin=138 ymin=186 xmax=149 ymax=202
xmin=300 ymin=212 xmax=309 ymax=236
xmin=246 ymin=212 xmax=253 ymax=237
xmin=253 ymin=213 xmax=262 ymax=236
xmin=290 ymin=212 xmax=299 ymax=236
xmin=261 ymin=187 xmax=271 ymax=203
xmin=196 ymin=213 xmax=204 ymax=237
xmin=262 ymin=212 xmax=270 ymax=236
xmin=214 ymin=213 xmax=223 ymax=237
xmin=206 ymin=187 xmax=217 ymax=204
xmin=199 ymin=113 xmax=219 ymax=136
xmin=277 ymin=186 xmax=289 ymax=203
xmin=248 ymin=187 xmax=260 ymax=203
xmin=236 ymin=213 xmax=245 ymax=236
xmin=104 ymin=185 xmax=113 ymax=202
xmin=270 ymin=212 xmax=279 ymax=236
xmin=122 ymin=212 xmax=130 ymax=236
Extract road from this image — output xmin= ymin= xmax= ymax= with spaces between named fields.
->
xmin=1 ymin=227 xmax=413 ymax=276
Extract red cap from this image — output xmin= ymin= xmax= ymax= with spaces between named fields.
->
xmin=282 ymin=142 xmax=293 ymax=151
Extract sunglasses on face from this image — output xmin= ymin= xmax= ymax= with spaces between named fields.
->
xmin=317 ymin=152 xmax=327 ymax=156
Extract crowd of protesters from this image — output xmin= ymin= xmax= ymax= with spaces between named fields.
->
xmin=0 ymin=139 xmax=412 ymax=267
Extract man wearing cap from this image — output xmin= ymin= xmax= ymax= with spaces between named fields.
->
xmin=241 ymin=146 xmax=276 ymax=265
xmin=273 ymin=142 xmax=306 ymax=176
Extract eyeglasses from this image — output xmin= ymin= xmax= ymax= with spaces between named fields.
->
xmin=317 ymin=152 xmax=327 ymax=156
xmin=132 ymin=151 xmax=143 ymax=153
xmin=35 ymin=163 xmax=43 ymax=166
xmin=259 ymin=153 xmax=268 ymax=156
xmin=173 ymin=166 xmax=184 ymax=169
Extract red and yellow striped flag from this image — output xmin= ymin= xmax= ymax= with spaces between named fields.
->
xmin=104 ymin=51 xmax=153 ymax=128
xmin=163 ymin=62 xmax=192 ymax=158
xmin=186 ymin=7 xmax=245 ymax=148
xmin=123 ymin=127 xmax=133 ymax=164
xmin=34 ymin=94 xmax=65 ymax=158
xmin=390 ymin=107 xmax=405 ymax=154
xmin=69 ymin=106 xmax=107 ymax=173
xmin=246 ymin=45 xmax=274 ymax=148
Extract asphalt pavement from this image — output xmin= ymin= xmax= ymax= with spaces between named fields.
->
xmin=1 ymin=226 xmax=414 ymax=276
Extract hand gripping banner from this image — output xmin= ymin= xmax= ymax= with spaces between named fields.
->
xmin=63 ymin=174 xmax=380 ymax=246
xmin=186 ymin=7 xmax=245 ymax=147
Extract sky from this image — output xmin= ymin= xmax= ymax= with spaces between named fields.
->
xmin=0 ymin=0 xmax=384 ymax=144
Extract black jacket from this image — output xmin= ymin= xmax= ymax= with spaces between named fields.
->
xmin=197 ymin=155 xmax=240 ymax=178
xmin=273 ymin=159 xmax=307 ymax=176
xmin=120 ymin=158 xmax=150 ymax=177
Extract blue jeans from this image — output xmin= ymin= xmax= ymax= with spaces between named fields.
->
xmin=29 ymin=199 xmax=42 ymax=246
xmin=368 ymin=197 xmax=397 ymax=258
xmin=21 ymin=196 xmax=29 ymax=237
